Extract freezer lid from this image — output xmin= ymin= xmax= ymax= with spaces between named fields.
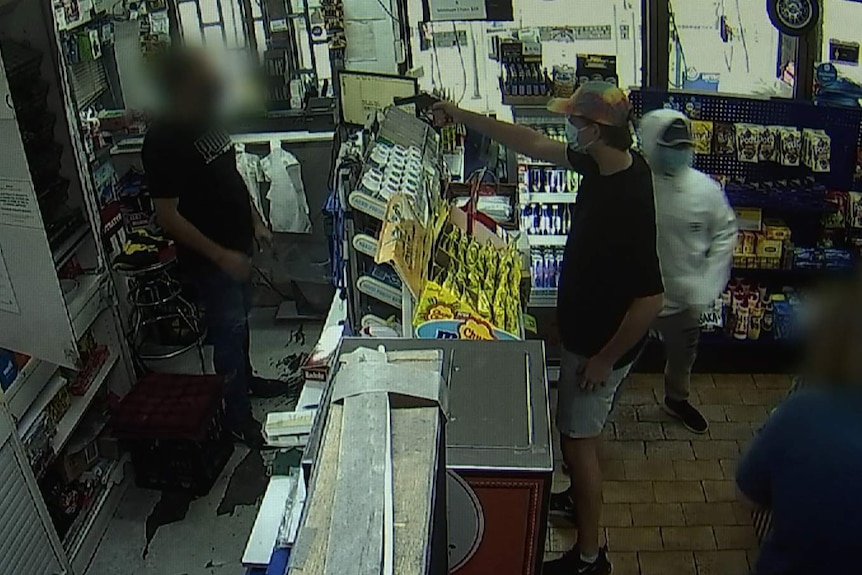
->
xmin=311 ymin=339 xmax=553 ymax=472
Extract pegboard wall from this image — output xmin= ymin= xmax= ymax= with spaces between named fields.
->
xmin=629 ymin=89 xmax=862 ymax=192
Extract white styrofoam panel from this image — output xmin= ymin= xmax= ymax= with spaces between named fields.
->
xmin=0 ymin=220 xmax=79 ymax=367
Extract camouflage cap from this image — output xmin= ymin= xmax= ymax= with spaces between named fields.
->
xmin=547 ymin=81 xmax=632 ymax=128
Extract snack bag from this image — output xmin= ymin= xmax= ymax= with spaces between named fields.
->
xmin=811 ymin=130 xmax=832 ymax=173
xmin=691 ymin=120 xmax=714 ymax=155
xmin=735 ymin=124 xmax=760 ymax=163
xmin=759 ymin=126 xmax=781 ymax=162
xmin=849 ymin=192 xmax=862 ymax=229
xmin=779 ymin=127 xmax=801 ymax=166
xmin=823 ymin=191 xmax=848 ymax=229
xmin=713 ymin=122 xmax=736 ymax=155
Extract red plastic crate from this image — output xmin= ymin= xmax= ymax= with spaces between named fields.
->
xmin=111 ymin=374 xmax=233 ymax=494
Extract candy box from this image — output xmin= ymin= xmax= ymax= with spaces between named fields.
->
xmin=763 ymin=218 xmax=791 ymax=241
xmin=734 ymin=207 xmax=762 ymax=232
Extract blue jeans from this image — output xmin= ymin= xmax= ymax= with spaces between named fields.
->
xmin=194 ymin=264 xmax=253 ymax=430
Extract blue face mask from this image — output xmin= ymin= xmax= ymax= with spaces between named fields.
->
xmin=565 ymin=120 xmax=595 ymax=153
xmin=654 ymin=146 xmax=693 ymax=175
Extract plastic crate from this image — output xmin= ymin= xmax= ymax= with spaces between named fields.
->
xmin=111 ymin=374 xmax=234 ymax=495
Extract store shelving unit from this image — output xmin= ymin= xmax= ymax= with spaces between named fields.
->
xmin=0 ymin=3 xmax=135 ymax=573
xmin=338 ymin=107 xmax=443 ymax=336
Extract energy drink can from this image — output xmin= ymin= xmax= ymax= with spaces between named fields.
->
xmin=544 ymin=168 xmax=555 ymax=193
xmin=530 ymin=167 xmax=543 ymax=193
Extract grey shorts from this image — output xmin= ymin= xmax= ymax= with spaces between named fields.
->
xmin=556 ymin=349 xmax=633 ymax=439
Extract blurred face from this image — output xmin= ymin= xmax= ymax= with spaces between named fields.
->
xmin=174 ymin=54 xmax=224 ymax=117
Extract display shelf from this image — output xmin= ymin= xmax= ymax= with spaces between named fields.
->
xmin=15 ymin=370 xmax=68 ymax=439
xmin=519 ymin=193 xmax=577 ymax=204
xmin=3 ymin=357 xmax=59 ymax=421
xmin=528 ymin=288 xmax=557 ymax=308
xmin=517 ymin=156 xmax=556 ymax=167
xmin=347 ymin=190 xmax=387 ymax=221
xmin=356 ymin=276 xmax=402 ymax=309
xmin=64 ymin=455 xmax=130 ymax=570
xmin=731 ymin=266 xmax=855 ymax=279
xmin=52 ymin=224 xmax=90 ymax=268
xmin=699 ymin=333 xmax=801 ymax=348
xmin=502 ymin=93 xmax=551 ymax=107
xmin=66 ymin=271 xmax=107 ymax=339
xmin=51 ymin=350 xmax=118 ymax=456
xmin=527 ymin=235 xmax=567 ymax=247
xmin=352 ymin=234 xmax=379 ymax=259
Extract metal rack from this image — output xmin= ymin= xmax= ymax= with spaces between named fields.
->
xmin=337 ymin=107 xmax=443 ymax=336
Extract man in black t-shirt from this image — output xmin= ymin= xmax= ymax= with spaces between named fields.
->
xmin=143 ymin=49 xmax=278 ymax=449
xmin=435 ymin=83 xmax=664 ymax=575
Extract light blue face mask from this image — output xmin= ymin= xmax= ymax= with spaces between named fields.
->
xmin=565 ymin=120 xmax=595 ymax=153
xmin=654 ymin=146 xmax=694 ymax=175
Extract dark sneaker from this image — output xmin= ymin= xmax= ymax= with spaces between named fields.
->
xmin=249 ymin=376 xmax=289 ymax=398
xmin=663 ymin=397 xmax=709 ymax=434
xmin=230 ymin=417 xmax=266 ymax=449
xmin=544 ymin=546 xmax=611 ymax=575
xmin=549 ymin=490 xmax=576 ymax=523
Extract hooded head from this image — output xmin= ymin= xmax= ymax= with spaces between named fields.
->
xmin=640 ymin=109 xmax=695 ymax=177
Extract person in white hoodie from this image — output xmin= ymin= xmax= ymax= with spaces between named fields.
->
xmin=640 ymin=109 xmax=738 ymax=434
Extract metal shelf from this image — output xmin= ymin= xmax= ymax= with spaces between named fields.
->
xmin=51 ymin=350 xmax=119 ymax=456
xmin=519 ymin=193 xmax=577 ymax=204
xmin=527 ymin=235 xmax=567 ymax=247
xmin=66 ymin=271 xmax=107 ymax=339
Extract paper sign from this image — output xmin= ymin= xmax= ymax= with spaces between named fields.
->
xmin=0 ymin=179 xmax=42 ymax=229
xmin=0 ymin=243 xmax=20 ymax=314
xmin=429 ymin=0 xmax=487 ymax=21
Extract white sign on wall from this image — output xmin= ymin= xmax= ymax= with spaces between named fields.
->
xmin=429 ymin=0 xmax=487 ymax=21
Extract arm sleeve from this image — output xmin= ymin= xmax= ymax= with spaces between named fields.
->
xmin=736 ymin=396 xmax=801 ymax=507
xmin=703 ymin=187 xmax=738 ymax=297
xmin=624 ymin=195 xmax=665 ymax=299
xmin=566 ymin=145 xmax=600 ymax=176
xmin=689 ymin=185 xmax=737 ymax=307
xmin=142 ymin=136 xmax=185 ymax=200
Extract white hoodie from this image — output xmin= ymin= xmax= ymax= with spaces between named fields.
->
xmin=640 ymin=109 xmax=738 ymax=316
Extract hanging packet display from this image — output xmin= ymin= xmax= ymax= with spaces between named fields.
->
xmin=690 ymin=120 xmax=714 ymax=155
xmin=713 ymin=122 xmax=736 ymax=155
xmin=735 ymin=123 xmax=760 ymax=163
xmin=759 ymin=126 xmax=781 ymax=162
xmin=779 ymin=127 xmax=801 ymax=166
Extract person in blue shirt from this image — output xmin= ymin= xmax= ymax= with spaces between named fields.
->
xmin=736 ymin=278 xmax=862 ymax=575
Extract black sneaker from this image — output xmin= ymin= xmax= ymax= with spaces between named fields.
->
xmin=248 ymin=376 xmax=289 ymax=398
xmin=230 ymin=417 xmax=266 ymax=449
xmin=544 ymin=546 xmax=611 ymax=575
xmin=663 ymin=397 xmax=709 ymax=434
xmin=549 ymin=489 xmax=576 ymax=523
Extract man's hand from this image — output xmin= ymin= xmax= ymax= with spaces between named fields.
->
xmin=431 ymin=101 xmax=459 ymax=128
xmin=582 ymin=354 xmax=614 ymax=391
xmin=216 ymin=248 xmax=252 ymax=282
xmin=254 ymin=223 xmax=273 ymax=252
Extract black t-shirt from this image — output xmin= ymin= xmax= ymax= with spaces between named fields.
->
xmin=557 ymin=147 xmax=664 ymax=367
xmin=142 ymin=121 xmax=253 ymax=267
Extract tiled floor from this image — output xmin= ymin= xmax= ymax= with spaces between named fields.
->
xmin=546 ymin=373 xmax=793 ymax=575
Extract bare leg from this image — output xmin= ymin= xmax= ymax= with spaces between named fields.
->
xmin=562 ymin=433 xmax=603 ymax=556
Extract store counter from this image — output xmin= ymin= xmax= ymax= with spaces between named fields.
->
xmin=302 ymin=338 xmax=553 ymax=575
